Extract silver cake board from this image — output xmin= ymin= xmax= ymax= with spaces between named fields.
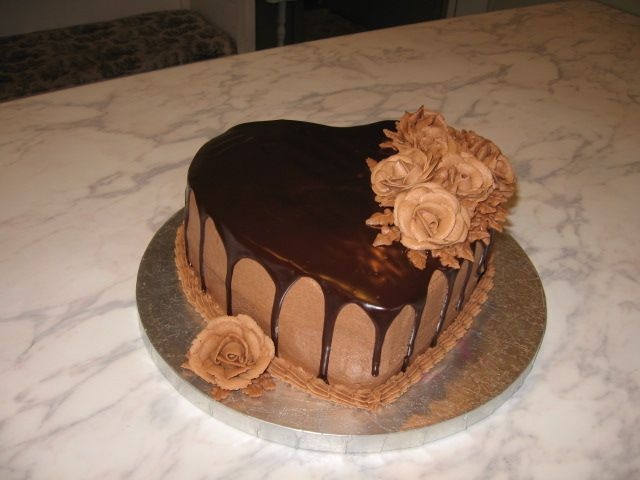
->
xmin=136 ymin=211 xmax=546 ymax=453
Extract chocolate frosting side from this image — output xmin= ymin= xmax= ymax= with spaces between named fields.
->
xmin=185 ymin=120 xmax=488 ymax=381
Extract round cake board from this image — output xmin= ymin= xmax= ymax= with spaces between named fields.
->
xmin=136 ymin=211 xmax=546 ymax=453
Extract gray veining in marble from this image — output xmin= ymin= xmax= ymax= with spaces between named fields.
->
xmin=1 ymin=1 xmax=639 ymax=478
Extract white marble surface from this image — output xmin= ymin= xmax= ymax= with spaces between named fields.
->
xmin=1 ymin=0 xmax=639 ymax=477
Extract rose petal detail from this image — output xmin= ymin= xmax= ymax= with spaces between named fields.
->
xmin=433 ymin=152 xmax=495 ymax=211
xmin=370 ymin=148 xmax=438 ymax=201
xmin=394 ymin=183 xmax=470 ymax=250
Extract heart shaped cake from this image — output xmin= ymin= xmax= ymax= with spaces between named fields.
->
xmin=176 ymin=108 xmax=515 ymax=409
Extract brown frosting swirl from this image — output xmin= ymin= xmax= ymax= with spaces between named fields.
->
xmin=185 ymin=314 xmax=275 ymax=390
xmin=370 ymin=148 xmax=438 ymax=205
xmin=393 ymin=182 xmax=470 ymax=251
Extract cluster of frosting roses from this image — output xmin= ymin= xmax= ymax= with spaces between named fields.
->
xmin=366 ymin=107 xmax=516 ymax=269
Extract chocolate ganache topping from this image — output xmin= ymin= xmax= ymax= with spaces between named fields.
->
xmin=185 ymin=120 xmax=488 ymax=381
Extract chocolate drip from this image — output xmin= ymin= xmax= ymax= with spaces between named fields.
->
xmin=478 ymin=231 xmax=493 ymax=277
xmin=258 ymin=261 xmax=299 ymax=355
xmin=401 ymin=304 xmax=425 ymax=372
xmin=315 ymin=288 xmax=403 ymax=380
xmin=223 ymin=251 xmax=238 ymax=316
xmin=185 ymin=120 xmax=484 ymax=383
xmin=401 ymin=276 xmax=434 ymax=372
xmin=370 ymin=323 xmax=387 ymax=377
xmin=318 ymin=296 xmax=344 ymax=382
xmin=456 ymin=258 xmax=474 ymax=311
xmin=184 ymin=187 xmax=192 ymax=266
xmin=212 ymin=223 xmax=249 ymax=315
xmin=197 ymin=207 xmax=208 ymax=292
xmin=367 ymin=308 xmax=403 ymax=377
xmin=215 ymin=218 xmax=303 ymax=355
xmin=430 ymin=268 xmax=460 ymax=348
xmin=267 ymin=281 xmax=291 ymax=355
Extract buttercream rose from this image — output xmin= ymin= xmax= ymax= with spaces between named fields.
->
xmin=371 ymin=148 xmax=438 ymax=205
xmin=393 ymin=182 xmax=470 ymax=250
xmin=433 ymin=152 xmax=495 ymax=209
xmin=185 ymin=314 xmax=275 ymax=390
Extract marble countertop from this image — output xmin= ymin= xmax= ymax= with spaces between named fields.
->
xmin=1 ymin=1 xmax=639 ymax=477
